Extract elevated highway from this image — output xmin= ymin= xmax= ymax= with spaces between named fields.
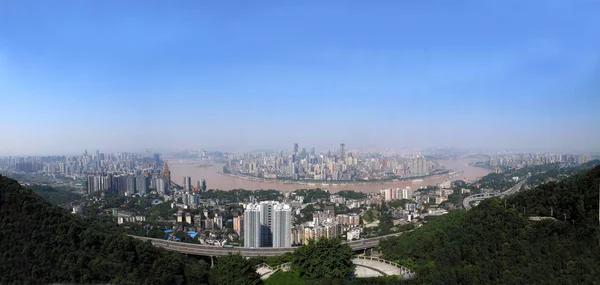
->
xmin=131 ymin=231 xmax=410 ymax=257
xmin=463 ymin=179 xmax=527 ymax=210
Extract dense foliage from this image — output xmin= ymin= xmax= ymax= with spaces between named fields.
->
xmin=0 ymin=174 xmax=210 ymax=284
xmin=293 ymin=238 xmax=356 ymax=279
xmin=380 ymin=165 xmax=600 ymax=284
xmin=293 ymin=189 xmax=330 ymax=203
xmin=29 ymin=185 xmax=82 ymax=205
xmin=336 ymin=190 xmax=367 ymax=200
xmin=208 ymin=254 xmax=262 ymax=285
xmin=200 ymin=189 xmax=282 ymax=202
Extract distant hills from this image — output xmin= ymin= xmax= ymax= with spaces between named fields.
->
xmin=380 ymin=165 xmax=600 ymax=284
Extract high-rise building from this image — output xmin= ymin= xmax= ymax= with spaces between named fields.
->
xmin=201 ymin=179 xmax=207 ymax=192
xmin=136 ymin=175 xmax=148 ymax=195
xmin=243 ymin=201 xmax=291 ymax=248
xmin=162 ymin=161 xmax=171 ymax=186
xmin=155 ymin=178 xmax=166 ymax=195
xmin=183 ymin=176 xmax=192 ymax=191
xmin=293 ymin=143 xmax=299 ymax=155
xmin=272 ymin=204 xmax=292 ymax=247
xmin=244 ymin=205 xmax=261 ymax=248
xmin=153 ymin=154 xmax=160 ymax=166
xmin=259 ymin=202 xmax=275 ymax=247
xmin=340 ymin=143 xmax=345 ymax=161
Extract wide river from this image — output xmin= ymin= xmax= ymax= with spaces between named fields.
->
xmin=167 ymin=158 xmax=491 ymax=193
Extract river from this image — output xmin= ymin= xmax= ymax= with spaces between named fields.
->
xmin=166 ymin=158 xmax=491 ymax=193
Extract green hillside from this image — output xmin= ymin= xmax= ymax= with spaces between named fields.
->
xmin=0 ymin=174 xmax=210 ymax=285
xmin=380 ymin=165 xmax=600 ymax=284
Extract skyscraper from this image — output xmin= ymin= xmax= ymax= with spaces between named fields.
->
xmin=136 ymin=175 xmax=148 ymax=195
xmin=340 ymin=143 xmax=345 ymax=160
xmin=162 ymin=161 xmax=171 ymax=186
xmin=126 ymin=175 xmax=136 ymax=196
xmin=293 ymin=143 xmax=299 ymax=155
xmin=183 ymin=176 xmax=192 ymax=191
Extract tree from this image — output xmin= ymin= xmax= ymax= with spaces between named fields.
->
xmin=208 ymin=254 xmax=262 ymax=285
xmin=292 ymin=238 xmax=355 ymax=279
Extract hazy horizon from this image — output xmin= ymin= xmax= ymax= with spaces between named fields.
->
xmin=1 ymin=1 xmax=599 ymax=156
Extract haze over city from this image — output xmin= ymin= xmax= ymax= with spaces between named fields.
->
xmin=1 ymin=0 xmax=599 ymax=155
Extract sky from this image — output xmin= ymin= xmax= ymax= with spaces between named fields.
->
xmin=0 ymin=0 xmax=599 ymax=155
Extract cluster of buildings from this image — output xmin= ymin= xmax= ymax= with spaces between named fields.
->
xmin=1 ymin=150 xmax=162 ymax=177
xmin=485 ymin=153 xmax=592 ymax=170
xmin=380 ymin=187 xmax=414 ymax=201
xmin=86 ymin=173 xmax=168 ymax=196
xmin=222 ymin=143 xmax=437 ymax=182
xmin=291 ymin=210 xmax=363 ymax=244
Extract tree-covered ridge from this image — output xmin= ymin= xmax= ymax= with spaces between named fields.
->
xmin=379 ymin=165 xmax=600 ymax=285
xmin=28 ymin=184 xmax=82 ymax=205
xmin=0 ymin=174 xmax=209 ymax=285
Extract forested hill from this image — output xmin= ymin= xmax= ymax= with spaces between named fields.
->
xmin=380 ymin=165 xmax=600 ymax=285
xmin=0 ymin=174 xmax=209 ymax=285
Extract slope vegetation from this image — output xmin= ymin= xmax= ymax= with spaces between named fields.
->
xmin=380 ymin=165 xmax=600 ymax=284
xmin=0 ymin=174 xmax=209 ymax=284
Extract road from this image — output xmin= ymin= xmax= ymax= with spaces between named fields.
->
xmin=131 ymin=231 xmax=410 ymax=257
xmin=463 ymin=179 xmax=527 ymax=210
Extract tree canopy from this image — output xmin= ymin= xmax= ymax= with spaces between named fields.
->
xmin=292 ymin=238 xmax=355 ymax=279
xmin=209 ymin=254 xmax=262 ymax=285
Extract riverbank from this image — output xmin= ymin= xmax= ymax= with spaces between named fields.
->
xmin=166 ymin=158 xmax=491 ymax=193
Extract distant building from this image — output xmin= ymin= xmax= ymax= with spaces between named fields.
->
xmin=380 ymin=187 xmax=413 ymax=201
xmin=162 ymin=161 xmax=171 ymax=186
xmin=183 ymin=176 xmax=192 ymax=192
xmin=136 ymin=175 xmax=148 ymax=195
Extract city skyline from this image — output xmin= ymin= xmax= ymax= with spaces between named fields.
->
xmin=1 ymin=1 xmax=599 ymax=155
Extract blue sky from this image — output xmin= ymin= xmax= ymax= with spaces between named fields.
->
xmin=0 ymin=0 xmax=599 ymax=155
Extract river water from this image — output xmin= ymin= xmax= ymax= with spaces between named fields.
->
xmin=167 ymin=158 xmax=491 ymax=193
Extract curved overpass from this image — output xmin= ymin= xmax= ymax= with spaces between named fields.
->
xmin=463 ymin=179 xmax=527 ymax=210
xmin=131 ymin=231 xmax=410 ymax=257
